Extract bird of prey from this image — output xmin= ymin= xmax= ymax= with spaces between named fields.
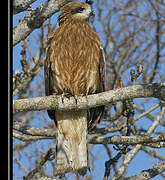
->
xmin=44 ymin=1 xmax=106 ymax=175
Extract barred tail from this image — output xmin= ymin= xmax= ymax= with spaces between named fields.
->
xmin=55 ymin=110 xmax=88 ymax=175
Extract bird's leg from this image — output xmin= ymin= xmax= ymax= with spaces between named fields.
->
xmin=61 ymin=93 xmax=65 ymax=104
xmin=61 ymin=93 xmax=83 ymax=106
xmin=73 ymin=94 xmax=85 ymax=105
xmin=85 ymin=92 xmax=89 ymax=101
xmin=73 ymin=95 xmax=78 ymax=104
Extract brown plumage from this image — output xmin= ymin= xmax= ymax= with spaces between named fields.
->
xmin=44 ymin=1 xmax=105 ymax=175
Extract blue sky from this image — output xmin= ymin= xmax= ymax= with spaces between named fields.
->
xmin=13 ymin=0 xmax=165 ymax=179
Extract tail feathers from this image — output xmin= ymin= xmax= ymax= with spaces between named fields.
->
xmin=54 ymin=110 xmax=88 ymax=176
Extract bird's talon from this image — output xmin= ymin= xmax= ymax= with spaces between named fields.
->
xmin=61 ymin=93 xmax=65 ymax=104
xmin=73 ymin=95 xmax=78 ymax=104
xmin=61 ymin=92 xmax=72 ymax=104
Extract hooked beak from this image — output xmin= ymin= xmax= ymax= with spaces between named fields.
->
xmin=89 ymin=10 xmax=95 ymax=23
xmin=89 ymin=10 xmax=95 ymax=17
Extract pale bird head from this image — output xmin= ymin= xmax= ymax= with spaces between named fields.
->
xmin=60 ymin=2 xmax=95 ymax=22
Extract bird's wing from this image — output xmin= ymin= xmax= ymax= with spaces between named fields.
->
xmin=88 ymin=45 xmax=106 ymax=129
xmin=44 ymin=40 xmax=56 ymax=121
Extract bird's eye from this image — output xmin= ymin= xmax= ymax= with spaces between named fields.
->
xmin=77 ymin=7 xmax=85 ymax=12
xmin=71 ymin=7 xmax=85 ymax=14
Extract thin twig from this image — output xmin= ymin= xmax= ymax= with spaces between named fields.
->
xmin=23 ymin=148 xmax=55 ymax=180
xmin=149 ymin=9 xmax=160 ymax=83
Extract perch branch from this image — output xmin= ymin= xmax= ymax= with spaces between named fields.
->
xmin=13 ymin=83 xmax=165 ymax=114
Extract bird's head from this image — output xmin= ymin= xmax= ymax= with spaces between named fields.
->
xmin=59 ymin=1 xmax=95 ymax=24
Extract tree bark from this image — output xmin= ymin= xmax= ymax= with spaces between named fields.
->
xmin=13 ymin=83 xmax=165 ymax=114
xmin=13 ymin=0 xmax=71 ymax=46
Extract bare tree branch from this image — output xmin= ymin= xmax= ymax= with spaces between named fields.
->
xmin=23 ymin=148 xmax=55 ymax=180
xmin=141 ymin=147 xmax=165 ymax=161
xmin=13 ymin=0 xmax=71 ymax=46
xmin=149 ymin=6 xmax=161 ymax=83
xmin=125 ymin=161 xmax=165 ymax=180
xmin=13 ymin=83 xmax=165 ymax=114
xmin=13 ymin=125 xmax=165 ymax=146
xmin=13 ymin=52 xmax=44 ymax=96
xmin=111 ymin=105 xmax=165 ymax=180
xmin=13 ymin=0 xmax=36 ymax=14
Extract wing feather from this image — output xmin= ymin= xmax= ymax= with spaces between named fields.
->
xmin=88 ymin=45 xmax=106 ymax=129
xmin=44 ymin=45 xmax=56 ymax=122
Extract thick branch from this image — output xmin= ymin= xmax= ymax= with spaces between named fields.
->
xmin=13 ymin=0 xmax=36 ymax=14
xmin=13 ymin=0 xmax=71 ymax=46
xmin=89 ymin=134 xmax=165 ymax=145
xmin=13 ymin=83 xmax=165 ymax=114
